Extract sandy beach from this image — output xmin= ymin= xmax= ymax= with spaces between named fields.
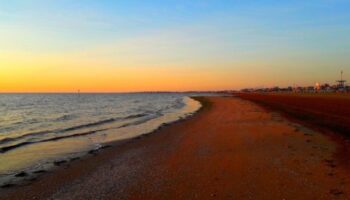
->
xmin=1 ymin=96 xmax=349 ymax=199
xmin=238 ymin=93 xmax=350 ymax=135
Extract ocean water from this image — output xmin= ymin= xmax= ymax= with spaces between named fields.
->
xmin=0 ymin=93 xmax=202 ymax=185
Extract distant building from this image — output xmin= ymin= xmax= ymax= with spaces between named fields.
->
xmin=239 ymin=71 xmax=348 ymax=93
xmin=346 ymin=85 xmax=350 ymax=92
xmin=320 ymin=83 xmax=334 ymax=92
xmin=336 ymin=71 xmax=346 ymax=91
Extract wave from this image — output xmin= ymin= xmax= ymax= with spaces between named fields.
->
xmin=125 ymin=113 xmax=148 ymax=119
xmin=0 ymin=113 xmax=150 ymax=147
xmin=0 ymin=113 xmax=157 ymax=153
xmin=61 ymin=118 xmax=116 ymax=132
xmin=0 ymin=130 xmax=55 ymax=145
xmin=0 ymin=129 xmax=108 ymax=153
xmin=0 ymin=97 xmax=190 ymax=154
xmin=55 ymin=114 xmax=76 ymax=122
xmin=119 ymin=114 xmax=163 ymax=128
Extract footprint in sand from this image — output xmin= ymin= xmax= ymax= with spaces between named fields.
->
xmin=330 ymin=189 xmax=344 ymax=196
xmin=304 ymin=133 xmax=313 ymax=136
xmin=340 ymin=178 xmax=347 ymax=185
xmin=327 ymin=172 xmax=335 ymax=177
xmin=324 ymin=159 xmax=337 ymax=168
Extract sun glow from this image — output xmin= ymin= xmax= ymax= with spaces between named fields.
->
xmin=1 ymin=1 xmax=349 ymax=92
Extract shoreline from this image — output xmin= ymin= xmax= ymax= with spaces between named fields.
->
xmin=0 ymin=96 xmax=203 ymax=189
xmin=0 ymin=96 xmax=209 ymax=199
xmin=1 ymin=96 xmax=350 ymax=199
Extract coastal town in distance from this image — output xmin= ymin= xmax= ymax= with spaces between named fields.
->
xmin=240 ymin=71 xmax=349 ymax=93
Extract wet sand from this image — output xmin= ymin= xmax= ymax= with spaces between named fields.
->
xmin=1 ymin=96 xmax=349 ymax=199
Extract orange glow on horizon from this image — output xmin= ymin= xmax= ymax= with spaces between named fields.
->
xmin=0 ymin=51 xmax=338 ymax=93
xmin=0 ymin=53 xmax=238 ymax=93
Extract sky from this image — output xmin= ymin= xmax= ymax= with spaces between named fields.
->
xmin=0 ymin=0 xmax=350 ymax=92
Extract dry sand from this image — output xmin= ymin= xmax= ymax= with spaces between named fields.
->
xmin=1 ymin=96 xmax=349 ymax=199
xmin=238 ymin=93 xmax=350 ymax=136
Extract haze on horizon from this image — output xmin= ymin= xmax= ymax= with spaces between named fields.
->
xmin=1 ymin=0 xmax=350 ymax=92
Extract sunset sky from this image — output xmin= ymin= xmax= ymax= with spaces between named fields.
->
xmin=1 ymin=0 xmax=350 ymax=92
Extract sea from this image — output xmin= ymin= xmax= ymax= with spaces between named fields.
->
xmin=0 ymin=93 xmax=203 ymax=185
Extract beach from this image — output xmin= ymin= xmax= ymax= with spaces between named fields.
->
xmin=1 ymin=96 xmax=349 ymax=199
xmin=238 ymin=93 xmax=350 ymax=135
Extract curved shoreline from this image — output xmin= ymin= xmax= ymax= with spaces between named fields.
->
xmin=0 ymin=96 xmax=202 ymax=188
xmin=1 ymin=96 xmax=349 ymax=199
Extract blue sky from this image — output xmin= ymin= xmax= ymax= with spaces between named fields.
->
xmin=1 ymin=0 xmax=350 ymax=91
